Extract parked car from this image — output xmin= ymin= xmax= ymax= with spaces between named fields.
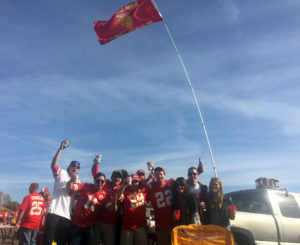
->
xmin=225 ymin=178 xmax=300 ymax=245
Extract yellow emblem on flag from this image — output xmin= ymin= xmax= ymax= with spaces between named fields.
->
xmin=119 ymin=15 xmax=133 ymax=29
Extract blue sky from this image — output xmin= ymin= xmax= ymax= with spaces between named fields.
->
xmin=1 ymin=0 xmax=300 ymax=202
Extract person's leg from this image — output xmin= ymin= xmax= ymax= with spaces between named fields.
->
xmin=93 ymin=220 xmax=102 ymax=245
xmin=30 ymin=229 xmax=38 ymax=245
xmin=56 ymin=215 xmax=72 ymax=245
xmin=81 ymin=226 xmax=94 ymax=245
xmin=69 ymin=223 xmax=82 ymax=245
xmin=133 ymin=227 xmax=148 ymax=245
xmin=156 ymin=229 xmax=172 ymax=245
xmin=43 ymin=213 xmax=59 ymax=245
xmin=99 ymin=221 xmax=116 ymax=245
xmin=120 ymin=230 xmax=134 ymax=245
xmin=115 ymin=215 xmax=122 ymax=245
xmin=18 ymin=227 xmax=31 ymax=245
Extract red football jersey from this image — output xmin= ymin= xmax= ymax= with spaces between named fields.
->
xmin=122 ymin=185 xmax=147 ymax=230
xmin=71 ymin=183 xmax=108 ymax=228
xmin=19 ymin=193 xmax=45 ymax=230
xmin=147 ymin=179 xmax=175 ymax=231
xmin=99 ymin=181 xmax=121 ymax=223
xmin=2 ymin=211 xmax=8 ymax=225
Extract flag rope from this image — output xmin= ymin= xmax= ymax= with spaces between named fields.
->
xmin=152 ymin=0 xmax=217 ymax=177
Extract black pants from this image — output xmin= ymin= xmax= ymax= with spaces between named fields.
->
xmin=70 ymin=223 xmax=94 ymax=245
xmin=43 ymin=213 xmax=72 ymax=245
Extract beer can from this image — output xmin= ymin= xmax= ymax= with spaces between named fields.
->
xmin=96 ymin=154 xmax=102 ymax=164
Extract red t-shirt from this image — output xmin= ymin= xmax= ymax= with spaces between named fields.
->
xmin=71 ymin=183 xmax=108 ymax=228
xmin=122 ymin=185 xmax=147 ymax=230
xmin=2 ymin=212 xmax=8 ymax=225
xmin=147 ymin=179 xmax=175 ymax=231
xmin=99 ymin=181 xmax=121 ymax=223
xmin=19 ymin=193 xmax=45 ymax=230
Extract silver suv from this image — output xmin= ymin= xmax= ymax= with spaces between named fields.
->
xmin=225 ymin=179 xmax=300 ymax=245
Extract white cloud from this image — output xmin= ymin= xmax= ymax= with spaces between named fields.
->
xmin=218 ymin=0 xmax=240 ymax=25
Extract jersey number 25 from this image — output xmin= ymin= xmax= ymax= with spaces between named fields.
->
xmin=30 ymin=201 xmax=43 ymax=215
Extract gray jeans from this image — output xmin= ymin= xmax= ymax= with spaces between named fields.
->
xmin=120 ymin=227 xmax=148 ymax=245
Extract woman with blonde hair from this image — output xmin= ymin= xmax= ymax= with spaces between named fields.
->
xmin=206 ymin=177 xmax=235 ymax=230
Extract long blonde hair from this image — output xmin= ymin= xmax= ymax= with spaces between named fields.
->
xmin=209 ymin=177 xmax=223 ymax=210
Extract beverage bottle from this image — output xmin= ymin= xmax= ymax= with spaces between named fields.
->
xmin=198 ymin=158 xmax=204 ymax=174
xmin=228 ymin=196 xmax=236 ymax=219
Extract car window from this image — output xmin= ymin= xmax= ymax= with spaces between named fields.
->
xmin=276 ymin=193 xmax=300 ymax=218
xmin=229 ymin=191 xmax=271 ymax=214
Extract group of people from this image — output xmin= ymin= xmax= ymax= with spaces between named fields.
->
xmin=14 ymin=139 xmax=235 ymax=245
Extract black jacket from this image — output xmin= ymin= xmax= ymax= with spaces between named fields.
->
xmin=206 ymin=197 xmax=234 ymax=227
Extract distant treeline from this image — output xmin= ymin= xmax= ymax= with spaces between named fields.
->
xmin=0 ymin=191 xmax=20 ymax=211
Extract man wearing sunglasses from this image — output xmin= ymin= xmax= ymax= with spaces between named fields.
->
xmin=92 ymin=159 xmax=124 ymax=245
xmin=43 ymin=139 xmax=81 ymax=245
xmin=67 ymin=172 xmax=108 ymax=245
xmin=187 ymin=160 xmax=208 ymax=225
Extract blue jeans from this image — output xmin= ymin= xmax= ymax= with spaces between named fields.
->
xmin=18 ymin=227 xmax=38 ymax=245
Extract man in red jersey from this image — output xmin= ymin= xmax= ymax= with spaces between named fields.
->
xmin=91 ymin=159 xmax=123 ymax=245
xmin=67 ymin=171 xmax=108 ymax=245
xmin=14 ymin=183 xmax=45 ymax=245
xmin=147 ymin=167 xmax=175 ymax=245
xmin=114 ymin=174 xmax=148 ymax=245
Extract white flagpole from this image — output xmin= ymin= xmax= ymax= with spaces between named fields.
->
xmin=151 ymin=0 xmax=218 ymax=177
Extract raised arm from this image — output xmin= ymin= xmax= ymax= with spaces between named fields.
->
xmin=113 ymin=185 xmax=126 ymax=213
xmin=112 ymin=176 xmax=131 ymax=213
xmin=146 ymin=161 xmax=156 ymax=183
xmin=66 ymin=175 xmax=83 ymax=194
xmin=91 ymin=157 xmax=99 ymax=178
xmin=51 ymin=139 xmax=69 ymax=170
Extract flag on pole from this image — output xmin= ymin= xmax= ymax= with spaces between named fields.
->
xmin=94 ymin=0 xmax=163 ymax=45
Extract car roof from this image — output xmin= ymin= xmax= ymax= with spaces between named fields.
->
xmin=225 ymin=188 xmax=299 ymax=196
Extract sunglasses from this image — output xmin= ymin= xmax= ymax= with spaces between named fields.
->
xmin=112 ymin=173 xmax=122 ymax=178
xmin=188 ymin=172 xmax=197 ymax=176
xmin=176 ymin=183 xmax=185 ymax=187
xmin=96 ymin=179 xmax=105 ymax=184
xmin=132 ymin=180 xmax=140 ymax=184
xmin=137 ymin=173 xmax=145 ymax=176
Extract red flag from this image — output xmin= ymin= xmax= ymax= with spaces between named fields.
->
xmin=94 ymin=0 xmax=163 ymax=45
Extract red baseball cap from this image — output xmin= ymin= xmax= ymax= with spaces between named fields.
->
xmin=131 ymin=174 xmax=140 ymax=181
xmin=136 ymin=169 xmax=146 ymax=176
xmin=42 ymin=187 xmax=49 ymax=193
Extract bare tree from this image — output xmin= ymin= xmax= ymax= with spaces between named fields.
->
xmin=6 ymin=201 xmax=19 ymax=210
xmin=2 ymin=194 xmax=11 ymax=207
